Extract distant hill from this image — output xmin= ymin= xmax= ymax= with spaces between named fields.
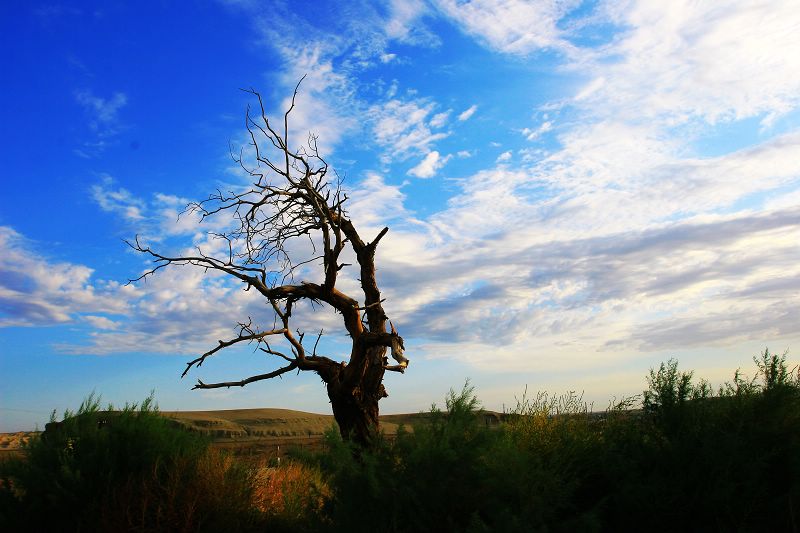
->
xmin=1 ymin=408 xmax=506 ymax=453
xmin=161 ymin=408 xmax=448 ymax=440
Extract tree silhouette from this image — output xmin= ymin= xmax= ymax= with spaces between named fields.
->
xmin=128 ymin=80 xmax=408 ymax=445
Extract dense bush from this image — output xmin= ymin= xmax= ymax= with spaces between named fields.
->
xmin=0 ymin=393 xmax=263 ymax=532
xmin=2 ymin=350 xmax=798 ymax=532
xmin=604 ymin=350 xmax=800 ymax=532
xmin=316 ymin=382 xmax=513 ymax=532
xmin=315 ymin=350 xmax=800 ymax=532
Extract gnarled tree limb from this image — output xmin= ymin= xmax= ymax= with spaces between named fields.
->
xmin=128 ymin=79 xmax=408 ymax=445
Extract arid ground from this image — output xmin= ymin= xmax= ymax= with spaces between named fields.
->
xmin=0 ymin=408 xmax=448 ymax=463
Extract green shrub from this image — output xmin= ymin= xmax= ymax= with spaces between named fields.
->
xmin=315 ymin=351 xmax=800 ymax=532
xmin=500 ymin=389 xmax=605 ymax=530
xmin=0 ymin=393 xmax=264 ymax=532
xmin=606 ymin=350 xmax=800 ymax=531
xmin=316 ymin=383 xmax=602 ymax=532
xmin=316 ymin=382 xmax=504 ymax=532
xmin=4 ymin=351 xmax=798 ymax=532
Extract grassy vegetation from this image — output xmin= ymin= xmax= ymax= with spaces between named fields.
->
xmin=2 ymin=349 xmax=798 ymax=532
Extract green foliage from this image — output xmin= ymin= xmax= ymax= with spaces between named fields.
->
xmin=643 ymin=358 xmax=708 ymax=412
xmin=313 ymin=351 xmax=800 ymax=532
xmin=315 ymin=382 xmax=501 ymax=532
xmin=754 ymin=347 xmax=798 ymax=392
xmin=3 ymin=350 xmax=799 ymax=532
xmin=316 ymin=383 xmax=602 ymax=532
xmin=604 ymin=349 xmax=800 ymax=531
xmin=0 ymin=392 xmax=264 ymax=532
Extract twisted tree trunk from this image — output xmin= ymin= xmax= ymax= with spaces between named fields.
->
xmin=327 ymin=345 xmax=388 ymax=445
xmin=128 ymin=80 xmax=408 ymax=449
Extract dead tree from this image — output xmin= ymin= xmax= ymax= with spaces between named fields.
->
xmin=128 ymin=80 xmax=408 ymax=446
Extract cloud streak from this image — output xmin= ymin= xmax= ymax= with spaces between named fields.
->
xmin=0 ymin=226 xmax=130 ymax=328
xmin=433 ymin=0 xmax=581 ymax=55
xmin=574 ymin=1 xmax=800 ymax=126
xmin=73 ymin=89 xmax=128 ymax=158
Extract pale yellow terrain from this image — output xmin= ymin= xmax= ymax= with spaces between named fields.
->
xmin=0 ymin=432 xmax=35 ymax=450
xmin=0 ymin=409 xmax=438 ymax=454
xmin=162 ymin=408 xmax=338 ymax=439
xmin=161 ymin=408 xmax=415 ymax=440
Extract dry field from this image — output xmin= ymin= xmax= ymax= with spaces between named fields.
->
xmin=0 ymin=432 xmax=35 ymax=461
xmin=162 ymin=408 xmax=432 ymax=462
xmin=0 ymin=408 xmax=438 ymax=462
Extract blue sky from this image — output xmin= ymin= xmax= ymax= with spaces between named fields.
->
xmin=2 ymin=0 xmax=800 ymax=432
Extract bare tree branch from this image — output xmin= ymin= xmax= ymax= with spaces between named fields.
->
xmin=128 ymin=80 xmax=408 ymax=445
xmin=192 ymin=362 xmax=297 ymax=389
xmin=181 ymin=325 xmax=287 ymax=378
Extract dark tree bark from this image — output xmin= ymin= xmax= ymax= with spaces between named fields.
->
xmin=128 ymin=79 xmax=408 ymax=446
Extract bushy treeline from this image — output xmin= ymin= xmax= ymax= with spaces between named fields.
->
xmin=2 ymin=349 xmax=798 ymax=532
xmin=317 ymin=349 xmax=800 ymax=532
xmin=0 ymin=393 xmax=300 ymax=532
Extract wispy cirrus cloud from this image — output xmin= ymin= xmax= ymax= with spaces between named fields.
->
xmin=433 ymin=0 xmax=582 ymax=55
xmin=371 ymin=97 xmax=450 ymax=162
xmin=91 ymin=174 xmax=145 ymax=221
xmin=74 ymin=89 xmax=128 ymax=158
xmin=75 ymin=90 xmax=127 ymax=125
xmin=221 ymin=0 xmax=451 ymax=164
xmin=384 ymin=0 xmax=438 ymax=46
xmin=88 ymin=175 xmax=227 ymax=242
xmin=574 ymin=1 xmax=800 ymax=127
xmin=458 ymin=104 xmax=477 ymax=122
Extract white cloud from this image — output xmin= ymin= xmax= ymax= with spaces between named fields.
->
xmin=25 ymin=0 xmax=800 ymax=382
xmin=84 ymin=315 xmax=120 ymax=330
xmin=57 ymin=263 xmax=266 ymax=356
xmin=457 ymin=104 xmax=477 ymax=121
xmin=52 ymin=169 xmax=415 ymax=357
xmin=496 ymin=150 xmax=512 ymax=163
xmin=521 ymin=120 xmax=552 ymax=141
xmin=434 ymin=0 xmax=581 ymax=55
xmin=429 ymin=111 xmax=450 ymax=128
xmin=73 ymin=89 xmax=128 ymax=157
xmin=375 ymin=1 xmax=798 ymax=371
xmin=408 ymin=151 xmax=451 ymax=178
xmin=575 ymin=1 xmax=800 ymax=127
xmin=347 ymin=173 xmax=411 ymax=228
xmin=225 ymin=0 xmax=441 ymax=164
xmin=531 ymin=124 xmax=800 ymax=236
xmin=371 ymin=97 xmax=450 ymax=161
xmin=374 ymin=197 xmax=800 ymax=372
xmin=361 ymin=95 xmax=800 ymax=369
xmin=269 ymin=44 xmax=357 ymax=156
xmin=75 ymin=90 xmax=127 ymax=126
xmin=385 ymin=0 xmax=437 ymax=46
xmin=90 ymin=176 xmax=225 ymax=242
xmin=92 ymin=175 xmax=145 ymax=221
xmin=0 ymin=226 xmax=130 ymax=328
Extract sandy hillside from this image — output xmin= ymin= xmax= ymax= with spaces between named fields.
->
xmin=0 ymin=432 xmax=35 ymax=450
xmin=0 ymin=409 xmax=457 ymax=451
xmin=162 ymin=408 xmax=338 ymax=439
xmin=161 ymin=408 xmax=430 ymax=439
